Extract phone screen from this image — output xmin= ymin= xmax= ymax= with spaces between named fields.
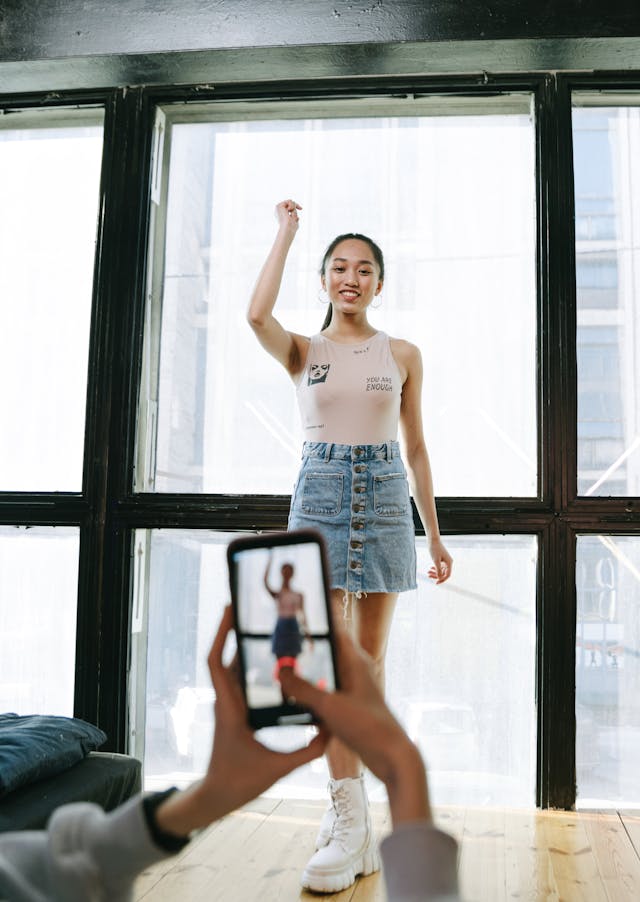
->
xmin=228 ymin=530 xmax=337 ymax=729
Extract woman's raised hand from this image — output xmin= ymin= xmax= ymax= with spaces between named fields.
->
xmin=275 ymin=199 xmax=302 ymax=235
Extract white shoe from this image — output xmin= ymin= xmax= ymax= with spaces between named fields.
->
xmin=303 ymin=775 xmax=379 ymax=893
xmin=315 ymin=777 xmax=348 ymax=849
xmin=315 ymin=799 xmax=336 ymax=849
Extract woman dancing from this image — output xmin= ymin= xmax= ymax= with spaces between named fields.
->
xmin=248 ymin=199 xmax=452 ymax=894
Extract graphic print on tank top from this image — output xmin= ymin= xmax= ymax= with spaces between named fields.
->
xmin=296 ymin=331 xmax=402 ymax=445
xmin=308 ymin=363 xmax=330 ymax=385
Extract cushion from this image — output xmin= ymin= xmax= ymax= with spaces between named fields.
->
xmin=0 ymin=713 xmax=107 ymax=798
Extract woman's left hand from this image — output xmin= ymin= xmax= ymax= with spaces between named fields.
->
xmin=427 ymin=538 xmax=453 ymax=584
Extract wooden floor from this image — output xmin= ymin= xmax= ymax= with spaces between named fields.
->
xmin=134 ymin=798 xmax=640 ymax=901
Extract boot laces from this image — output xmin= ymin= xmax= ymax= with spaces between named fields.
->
xmin=330 ymin=785 xmax=357 ymax=846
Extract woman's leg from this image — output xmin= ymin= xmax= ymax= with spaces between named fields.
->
xmin=303 ymin=590 xmax=399 ymax=890
xmin=326 ymin=590 xmax=398 ymax=778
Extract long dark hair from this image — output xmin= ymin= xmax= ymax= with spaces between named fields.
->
xmin=319 ymin=233 xmax=385 ymax=330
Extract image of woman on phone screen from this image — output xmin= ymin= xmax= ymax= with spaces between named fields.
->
xmin=247 ymin=199 xmax=452 ymax=894
xmin=264 ymin=555 xmax=311 ymax=677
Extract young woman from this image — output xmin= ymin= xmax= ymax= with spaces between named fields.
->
xmin=247 ymin=199 xmax=452 ymax=894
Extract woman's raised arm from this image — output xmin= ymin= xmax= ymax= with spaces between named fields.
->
xmin=247 ymin=199 xmax=309 ymax=377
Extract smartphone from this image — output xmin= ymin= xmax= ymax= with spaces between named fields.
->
xmin=227 ymin=528 xmax=339 ymax=730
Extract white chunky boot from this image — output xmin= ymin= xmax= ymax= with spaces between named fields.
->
xmin=303 ymin=775 xmax=379 ymax=893
xmin=314 ymin=779 xmax=341 ymax=849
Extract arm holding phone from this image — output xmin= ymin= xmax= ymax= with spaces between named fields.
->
xmin=0 ymin=606 xmax=327 ymax=902
xmin=0 ymin=607 xmax=459 ymax=902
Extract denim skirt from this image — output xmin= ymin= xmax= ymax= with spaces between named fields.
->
xmin=287 ymin=441 xmax=417 ymax=594
xmin=271 ymin=616 xmax=303 ymax=658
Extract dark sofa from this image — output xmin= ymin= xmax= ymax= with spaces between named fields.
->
xmin=0 ymin=714 xmax=141 ymax=832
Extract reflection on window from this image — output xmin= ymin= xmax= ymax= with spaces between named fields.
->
xmin=576 ymin=536 xmax=640 ymax=807
xmin=573 ymin=105 xmax=640 ymax=496
xmin=0 ymin=115 xmax=104 ymax=492
xmin=134 ymin=530 xmax=537 ymax=808
xmin=0 ymin=526 xmax=79 ymax=715
xmin=138 ymin=102 xmax=537 ymax=498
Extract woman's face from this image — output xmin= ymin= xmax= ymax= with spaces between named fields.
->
xmin=322 ymin=239 xmax=383 ymax=314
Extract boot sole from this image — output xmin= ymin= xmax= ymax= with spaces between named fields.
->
xmin=302 ymin=843 xmax=380 ymax=893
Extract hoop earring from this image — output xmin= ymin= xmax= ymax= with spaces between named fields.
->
xmin=371 ymin=294 xmax=382 ymax=309
xmin=318 ymin=288 xmax=330 ymax=304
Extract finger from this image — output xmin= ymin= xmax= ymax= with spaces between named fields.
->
xmin=436 ymin=564 xmax=450 ymax=584
xmin=221 ymin=652 xmax=244 ymax=698
xmin=208 ymin=605 xmax=234 ymax=683
xmin=279 ymin=670 xmax=328 ymax=714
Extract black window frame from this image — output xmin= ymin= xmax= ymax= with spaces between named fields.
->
xmin=1 ymin=70 xmax=639 ymax=810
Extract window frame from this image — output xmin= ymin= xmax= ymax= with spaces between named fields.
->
xmin=1 ymin=73 xmax=639 ymax=810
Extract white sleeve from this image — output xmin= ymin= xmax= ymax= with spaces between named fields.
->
xmin=0 ymin=796 xmax=172 ymax=902
xmin=380 ymin=820 xmax=460 ymax=902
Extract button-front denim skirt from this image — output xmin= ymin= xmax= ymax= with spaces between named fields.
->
xmin=287 ymin=441 xmax=417 ymax=594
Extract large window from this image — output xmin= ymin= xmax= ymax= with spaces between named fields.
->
xmin=129 ymin=95 xmax=540 ymax=808
xmin=572 ymin=98 xmax=640 ymax=809
xmin=0 ymin=110 xmax=103 ymax=718
xmin=137 ymin=98 xmax=537 ymax=498
xmin=3 ymin=78 xmax=638 ymax=815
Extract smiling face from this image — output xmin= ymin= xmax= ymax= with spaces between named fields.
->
xmin=322 ymin=238 xmax=383 ymax=315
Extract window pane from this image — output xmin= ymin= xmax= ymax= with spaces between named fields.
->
xmin=0 ymin=115 xmax=103 ymax=491
xmin=139 ymin=103 xmax=537 ymax=497
xmin=129 ymin=529 xmax=232 ymax=788
xmin=573 ymin=106 xmax=640 ymax=496
xmin=0 ymin=526 xmax=79 ymax=715
xmin=391 ymin=535 xmax=537 ymax=808
xmin=134 ymin=530 xmax=537 ymax=809
xmin=576 ymin=536 xmax=640 ymax=806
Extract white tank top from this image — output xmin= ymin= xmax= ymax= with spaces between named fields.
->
xmin=295 ymin=331 xmax=403 ymax=444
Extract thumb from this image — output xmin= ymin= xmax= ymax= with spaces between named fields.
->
xmin=273 ymin=729 xmax=328 ymax=775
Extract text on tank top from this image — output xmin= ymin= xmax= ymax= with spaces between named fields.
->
xmin=295 ymin=331 xmax=402 ymax=445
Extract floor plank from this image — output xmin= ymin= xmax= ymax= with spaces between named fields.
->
xmin=620 ymin=810 xmax=640 ymax=858
xmin=458 ymin=806 xmax=506 ymax=902
xmin=540 ymin=810 xmax=607 ymax=902
xmin=582 ymin=810 xmax=640 ymax=901
xmin=504 ymin=808 xmax=558 ymax=901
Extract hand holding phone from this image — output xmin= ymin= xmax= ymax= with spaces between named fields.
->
xmin=227 ymin=529 xmax=339 ymax=729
